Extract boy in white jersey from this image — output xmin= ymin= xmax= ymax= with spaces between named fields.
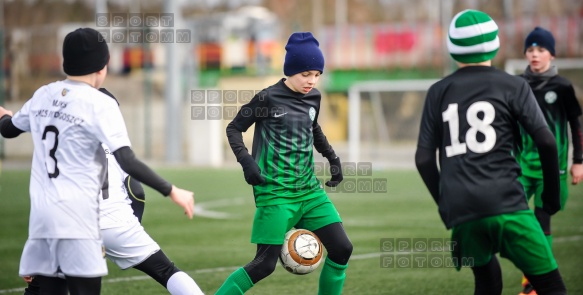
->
xmin=22 ymin=88 xmax=204 ymax=295
xmin=0 ymin=28 xmax=194 ymax=295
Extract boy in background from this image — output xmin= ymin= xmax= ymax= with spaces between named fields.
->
xmin=516 ymin=26 xmax=583 ymax=295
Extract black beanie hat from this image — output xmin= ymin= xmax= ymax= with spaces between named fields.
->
xmin=524 ymin=26 xmax=555 ymax=56
xmin=63 ymin=28 xmax=110 ymax=76
xmin=283 ymin=32 xmax=324 ymax=76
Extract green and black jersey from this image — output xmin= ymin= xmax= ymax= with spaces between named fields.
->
xmin=417 ymin=66 xmax=550 ymax=228
xmin=227 ymin=79 xmax=336 ymax=206
xmin=516 ymin=74 xmax=583 ymax=179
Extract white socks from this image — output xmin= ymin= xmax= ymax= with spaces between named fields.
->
xmin=166 ymin=271 xmax=204 ymax=295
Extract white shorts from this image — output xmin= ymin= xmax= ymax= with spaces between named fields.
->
xmin=101 ymin=217 xmax=160 ymax=269
xmin=19 ymin=239 xmax=108 ymax=277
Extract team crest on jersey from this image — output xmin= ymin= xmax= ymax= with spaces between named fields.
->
xmin=544 ymin=91 xmax=557 ymax=104
xmin=309 ymin=107 xmax=316 ymax=121
xmin=61 ymin=88 xmax=69 ymax=96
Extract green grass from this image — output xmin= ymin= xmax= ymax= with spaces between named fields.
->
xmin=1 ymin=168 xmax=582 ymax=294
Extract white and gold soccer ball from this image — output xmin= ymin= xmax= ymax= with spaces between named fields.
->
xmin=279 ymin=229 xmax=323 ymax=275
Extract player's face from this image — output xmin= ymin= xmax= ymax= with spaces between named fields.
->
xmin=525 ymin=46 xmax=554 ymax=73
xmin=285 ymin=71 xmax=321 ymax=94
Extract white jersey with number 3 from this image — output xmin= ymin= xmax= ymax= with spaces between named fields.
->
xmin=11 ymin=80 xmax=131 ymax=239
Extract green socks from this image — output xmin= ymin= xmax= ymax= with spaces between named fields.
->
xmin=318 ymin=257 xmax=349 ymax=295
xmin=214 ymin=267 xmax=254 ymax=295
xmin=214 ymin=258 xmax=348 ymax=295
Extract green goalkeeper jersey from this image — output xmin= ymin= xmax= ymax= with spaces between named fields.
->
xmin=227 ymin=79 xmax=336 ymax=206
xmin=517 ymin=74 xmax=582 ymax=179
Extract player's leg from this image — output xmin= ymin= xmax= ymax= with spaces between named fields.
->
xmin=525 ymin=269 xmax=567 ymax=295
xmin=133 ymin=250 xmax=204 ymax=295
xmin=243 ymin=244 xmax=282 ymax=283
xmin=19 ymin=239 xmax=74 ymax=295
xmin=125 ymin=175 xmax=146 ymax=223
xmin=451 ymin=215 xmax=521 ymax=294
xmin=499 ymin=210 xmax=566 ymax=295
xmin=519 ymin=176 xmax=544 ymax=294
xmin=215 ymin=244 xmax=283 ymax=295
xmin=23 ymin=275 xmax=68 ymax=295
xmin=23 ymin=276 xmax=41 ymax=295
xmin=312 ymin=222 xmax=353 ymax=295
xmin=63 ymin=276 xmax=102 ymax=295
xmin=298 ymin=194 xmax=352 ymax=295
xmin=471 ymin=255 xmax=502 ymax=295
xmin=102 ymin=218 xmax=203 ymax=294
xmin=57 ymin=239 xmax=107 ymax=295
xmin=522 ymin=178 xmax=567 ymax=294
xmin=215 ymin=203 xmax=300 ymax=295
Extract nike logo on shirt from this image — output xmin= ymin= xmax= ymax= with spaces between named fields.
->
xmin=273 ymin=112 xmax=288 ymax=118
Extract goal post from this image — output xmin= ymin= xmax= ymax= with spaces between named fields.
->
xmin=347 ymin=79 xmax=439 ymax=163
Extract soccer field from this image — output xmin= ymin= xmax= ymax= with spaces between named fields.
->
xmin=0 ymin=168 xmax=582 ymax=294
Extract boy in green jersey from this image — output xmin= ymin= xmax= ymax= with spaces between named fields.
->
xmin=516 ymin=26 xmax=583 ymax=295
xmin=416 ymin=10 xmax=566 ymax=295
xmin=216 ymin=32 xmax=352 ymax=295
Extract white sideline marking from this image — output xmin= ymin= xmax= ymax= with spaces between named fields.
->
xmin=1 ymin=236 xmax=581 ymax=294
xmin=194 ymin=197 xmax=247 ymax=219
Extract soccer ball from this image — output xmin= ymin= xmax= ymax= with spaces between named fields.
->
xmin=279 ymin=229 xmax=323 ymax=275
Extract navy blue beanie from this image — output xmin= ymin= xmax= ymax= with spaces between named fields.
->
xmin=524 ymin=26 xmax=555 ymax=56
xmin=63 ymin=28 xmax=110 ymax=76
xmin=284 ymin=32 xmax=324 ymax=76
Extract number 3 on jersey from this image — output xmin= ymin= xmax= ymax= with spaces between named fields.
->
xmin=42 ymin=125 xmax=60 ymax=178
xmin=442 ymin=102 xmax=496 ymax=157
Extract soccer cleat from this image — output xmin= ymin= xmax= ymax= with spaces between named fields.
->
xmin=518 ymin=281 xmax=537 ymax=295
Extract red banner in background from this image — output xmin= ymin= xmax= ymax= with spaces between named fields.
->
xmin=374 ymin=29 xmax=416 ymax=54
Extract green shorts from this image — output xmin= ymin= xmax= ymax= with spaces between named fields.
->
xmin=451 ymin=210 xmax=557 ymax=275
xmin=250 ymin=194 xmax=342 ymax=244
xmin=520 ymin=175 xmax=568 ymax=210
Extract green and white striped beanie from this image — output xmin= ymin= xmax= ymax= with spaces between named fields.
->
xmin=447 ymin=9 xmax=500 ymax=63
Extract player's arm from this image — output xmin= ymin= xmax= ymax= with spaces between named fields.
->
xmin=415 ymin=147 xmax=440 ymax=204
xmin=531 ymin=127 xmax=560 ymax=214
xmin=415 ymin=85 xmax=440 ymax=204
xmin=226 ymin=93 xmax=266 ymax=185
xmin=96 ymin=89 xmax=193 ymax=219
xmin=0 ymin=111 xmax=25 ymax=138
xmin=568 ymin=116 xmax=583 ymax=184
xmin=313 ymin=123 xmax=343 ymax=187
xmin=112 ymin=147 xmax=193 ymax=218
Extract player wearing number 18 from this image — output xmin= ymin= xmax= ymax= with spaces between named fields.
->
xmin=0 ymin=28 xmax=194 ymax=295
xmin=415 ymin=10 xmax=566 ymax=294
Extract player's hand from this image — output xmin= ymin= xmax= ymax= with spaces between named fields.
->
xmin=570 ymin=163 xmax=583 ymax=185
xmin=22 ymin=276 xmax=34 ymax=284
xmin=169 ymin=186 xmax=194 ymax=219
xmin=325 ymin=157 xmax=343 ymax=187
xmin=541 ymin=190 xmax=560 ymax=216
xmin=239 ymin=155 xmax=265 ymax=186
xmin=0 ymin=106 xmax=13 ymax=117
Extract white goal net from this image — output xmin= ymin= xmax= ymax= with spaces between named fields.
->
xmin=346 ymin=59 xmax=583 ymax=169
